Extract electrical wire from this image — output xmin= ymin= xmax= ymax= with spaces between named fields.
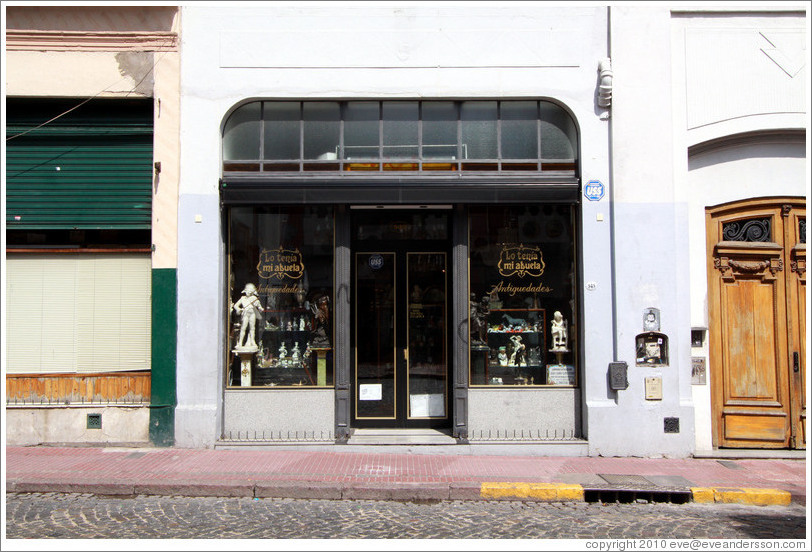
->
xmin=6 ymin=44 xmax=174 ymax=142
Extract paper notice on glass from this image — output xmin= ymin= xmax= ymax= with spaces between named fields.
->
xmin=410 ymin=393 xmax=445 ymax=417
xmin=359 ymin=384 xmax=382 ymax=401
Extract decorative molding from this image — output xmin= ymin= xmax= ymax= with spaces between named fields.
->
xmin=715 ymin=256 xmax=782 ymax=281
xmin=5 ymin=30 xmax=178 ymax=51
xmin=728 ymin=259 xmax=769 ymax=273
xmin=790 ymin=259 xmax=805 ymax=278
xmin=760 ymin=31 xmax=806 ymax=78
xmin=689 ymin=129 xmax=806 ymax=158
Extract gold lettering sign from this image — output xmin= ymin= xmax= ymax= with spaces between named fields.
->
xmin=498 ymin=244 xmax=545 ymax=278
xmin=256 ymin=283 xmax=302 ymax=295
xmin=489 ymin=280 xmax=553 ymax=297
xmin=257 ymin=247 xmax=305 ymax=280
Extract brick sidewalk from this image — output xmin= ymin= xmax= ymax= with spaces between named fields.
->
xmin=5 ymin=446 xmax=807 ymax=505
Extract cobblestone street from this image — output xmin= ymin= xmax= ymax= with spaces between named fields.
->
xmin=4 ymin=492 xmax=807 ymax=541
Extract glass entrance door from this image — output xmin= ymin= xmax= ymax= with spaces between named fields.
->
xmin=352 ymin=211 xmax=451 ymax=428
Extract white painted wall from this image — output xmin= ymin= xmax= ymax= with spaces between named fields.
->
xmin=600 ymin=6 xmax=696 ymax=457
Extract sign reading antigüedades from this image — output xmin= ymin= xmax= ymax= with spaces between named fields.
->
xmin=497 ymin=244 xmax=545 ymax=278
xmin=257 ymin=247 xmax=305 ymax=280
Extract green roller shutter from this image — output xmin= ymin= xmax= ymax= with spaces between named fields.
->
xmin=5 ymin=98 xmax=153 ymax=230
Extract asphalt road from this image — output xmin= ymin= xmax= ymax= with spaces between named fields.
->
xmin=4 ymin=492 xmax=808 ymax=542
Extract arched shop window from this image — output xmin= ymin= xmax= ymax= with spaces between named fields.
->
xmin=222 ymin=100 xmax=577 ymax=174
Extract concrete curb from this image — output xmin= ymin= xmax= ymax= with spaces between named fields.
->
xmin=690 ymin=487 xmax=792 ymax=506
xmin=481 ymin=482 xmax=584 ymax=501
xmin=5 ymin=479 xmax=797 ymax=505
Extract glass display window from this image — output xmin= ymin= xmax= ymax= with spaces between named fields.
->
xmin=469 ymin=205 xmax=578 ymax=387
xmin=227 ymin=206 xmax=334 ymax=388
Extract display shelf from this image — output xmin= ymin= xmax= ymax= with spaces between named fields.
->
xmin=470 ymin=307 xmax=576 ymax=387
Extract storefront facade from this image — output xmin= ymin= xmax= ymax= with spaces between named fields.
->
xmin=5 ymin=5 xmax=180 ymax=447
xmin=218 ymin=98 xmax=582 ymax=445
xmin=174 ymin=4 xmax=805 ymax=456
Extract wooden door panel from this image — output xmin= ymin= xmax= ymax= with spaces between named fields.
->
xmin=724 ymin=413 xmax=787 ymax=443
xmin=721 ymin=280 xmax=780 ymax=402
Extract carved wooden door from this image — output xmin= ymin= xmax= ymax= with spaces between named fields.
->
xmin=707 ymin=198 xmax=806 ymax=449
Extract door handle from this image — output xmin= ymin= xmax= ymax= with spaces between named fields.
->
xmin=403 ymin=348 xmax=409 ymax=363
xmin=793 ymin=352 xmax=800 ymax=373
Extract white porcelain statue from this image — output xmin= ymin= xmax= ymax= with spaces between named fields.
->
xmin=233 ymin=283 xmax=264 ymax=351
xmin=550 ymin=311 xmax=569 ymax=352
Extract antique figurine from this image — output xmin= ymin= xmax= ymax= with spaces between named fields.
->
xmin=295 ymin=284 xmax=307 ymax=307
xmin=470 ymin=293 xmax=490 ymax=345
xmin=233 ymin=283 xmax=264 ymax=351
xmin=528 ymin=347 xmax=541 ymax=366
xmin=309 ymin=294 xmax=331 ymax=348
xmin=550 ymin=310 xmax=569 ymax=352
xmin=509 ymin=335 xmax=527 ymax=366
xmin=498 ymin=346 xmax=508 ymax=366
xmin=502 ymin=312 xmax=524 ymax=329
xmin=291 ymin=342 xmax=301 ymax=364
xmin=278 ymin=342 xmax=288 ymax=361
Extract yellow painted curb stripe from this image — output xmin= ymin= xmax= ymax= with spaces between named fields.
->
xmin=690 ymin=487 xmax=791 ymax=506
xmin=481 ymin=482 xmax=584 ymax=501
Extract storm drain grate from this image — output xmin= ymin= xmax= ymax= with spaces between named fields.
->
xmin=583 ymin=488 xmax=692 ymax=504
xmin=583 ymin=474 xmax=693 ymax=504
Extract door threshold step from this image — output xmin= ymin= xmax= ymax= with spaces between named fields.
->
xmin=347 ymin=428 xmax=457 ymax=445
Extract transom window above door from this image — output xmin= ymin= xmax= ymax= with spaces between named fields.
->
xmin=222 ymin=100 xmax=577 ymax=174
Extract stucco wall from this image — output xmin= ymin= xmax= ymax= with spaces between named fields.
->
xmin=6 ymin=406 xmax=150 ymax=446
